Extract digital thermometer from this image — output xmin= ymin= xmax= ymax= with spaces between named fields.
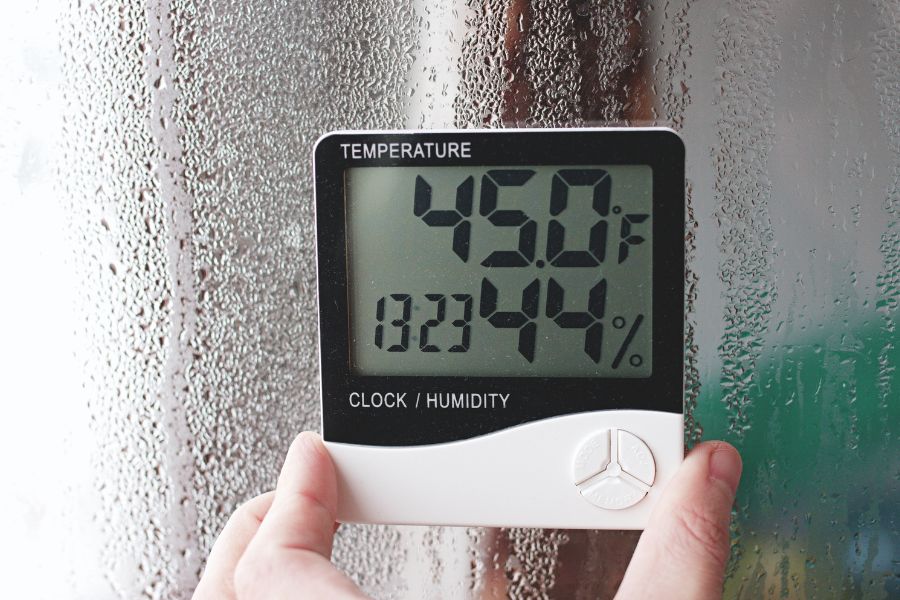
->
xmin=314 ymin=128 xmax=684 ymax=529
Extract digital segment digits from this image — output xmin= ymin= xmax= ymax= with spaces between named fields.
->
xmin=374 ymin=168 xmax=649 ymax=367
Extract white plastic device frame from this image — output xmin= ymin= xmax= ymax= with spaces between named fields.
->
xmin=326 ymin=409 xmax=683 ymax=529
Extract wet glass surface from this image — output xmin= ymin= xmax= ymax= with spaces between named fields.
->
xmin=1 ymin=0 xmax=897 ymax=597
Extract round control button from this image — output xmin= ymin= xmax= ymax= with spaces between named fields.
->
xmin=581 ymin=476 xmax=646 ymax=510
xmin=572 ymin=428 xmax=656 ymax=510
xmin=571 ymin=429 xmax=611 ymax=484
xmin=618 ymin=429 xmax=656 ymax=486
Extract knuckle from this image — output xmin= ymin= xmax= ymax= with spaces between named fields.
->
xmin=227 ymin=503 xmax=256 ymax=529
xmin=238 ymin=494 xmax=268 ymax=521
xmin=298 ymin=487 xmax=338 ymax=526
xmin=669 ymin=504 xmax=731 ymax=569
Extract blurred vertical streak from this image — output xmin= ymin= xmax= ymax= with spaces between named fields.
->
xmin=500 ymin=0 xmax=531 ymax=125
xmin=145 ymin=0 xmax=201 ymax=590
xmin=462 ymin=2 xmax=664 ymax=597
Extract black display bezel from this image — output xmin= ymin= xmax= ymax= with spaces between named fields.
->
xmin=314 ymin=129 xmax=685 ymax=446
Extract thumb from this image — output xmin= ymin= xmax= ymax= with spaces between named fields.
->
xmin=250 ymin=432 xmax=338 ymax=557
xmin=234 ymin=432 xmax=367 ymax=599
xmin=616 ymin=441 xmax=742 ymax=600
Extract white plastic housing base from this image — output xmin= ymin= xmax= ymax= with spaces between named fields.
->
xmin=325 ymin=410 xmax=683 ymax=529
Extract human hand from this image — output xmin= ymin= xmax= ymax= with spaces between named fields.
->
xmin=193 ymin=433 xmax=366 ymax=599
xmin=194 ymin=432 xmax=741 ymax=600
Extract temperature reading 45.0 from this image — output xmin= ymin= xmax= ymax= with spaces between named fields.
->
xmin=414 ymin=169 xmax=648 ymax=268
xmin=347 ymin=164 xmax=653 ymax=377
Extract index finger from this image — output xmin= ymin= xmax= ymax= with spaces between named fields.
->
xmin=194 ymin=491 xmax=275 ymax=599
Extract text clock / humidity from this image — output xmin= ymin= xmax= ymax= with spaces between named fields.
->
xmin=314 ymin=129 xmax=685 ymax=529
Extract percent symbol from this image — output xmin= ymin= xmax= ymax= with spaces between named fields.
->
xmin=611 ymin=314 xmax=645 ymax=369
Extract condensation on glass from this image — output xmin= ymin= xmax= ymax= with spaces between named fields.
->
xmin=0 ymin=0 xmax=897 ymax=598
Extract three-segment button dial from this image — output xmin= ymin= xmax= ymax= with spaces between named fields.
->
xmin=572 ymin=429 xmax=656 ymax=510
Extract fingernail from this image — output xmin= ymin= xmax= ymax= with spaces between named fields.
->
xmin=708 ymin=445 xmax=742 ymax=496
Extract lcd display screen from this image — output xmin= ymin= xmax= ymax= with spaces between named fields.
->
xmin=345 ymin=165 xmax=652 ymax=377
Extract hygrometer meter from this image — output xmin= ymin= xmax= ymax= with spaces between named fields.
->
xmin=314 ymin=128 xmax=684 ymax=528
